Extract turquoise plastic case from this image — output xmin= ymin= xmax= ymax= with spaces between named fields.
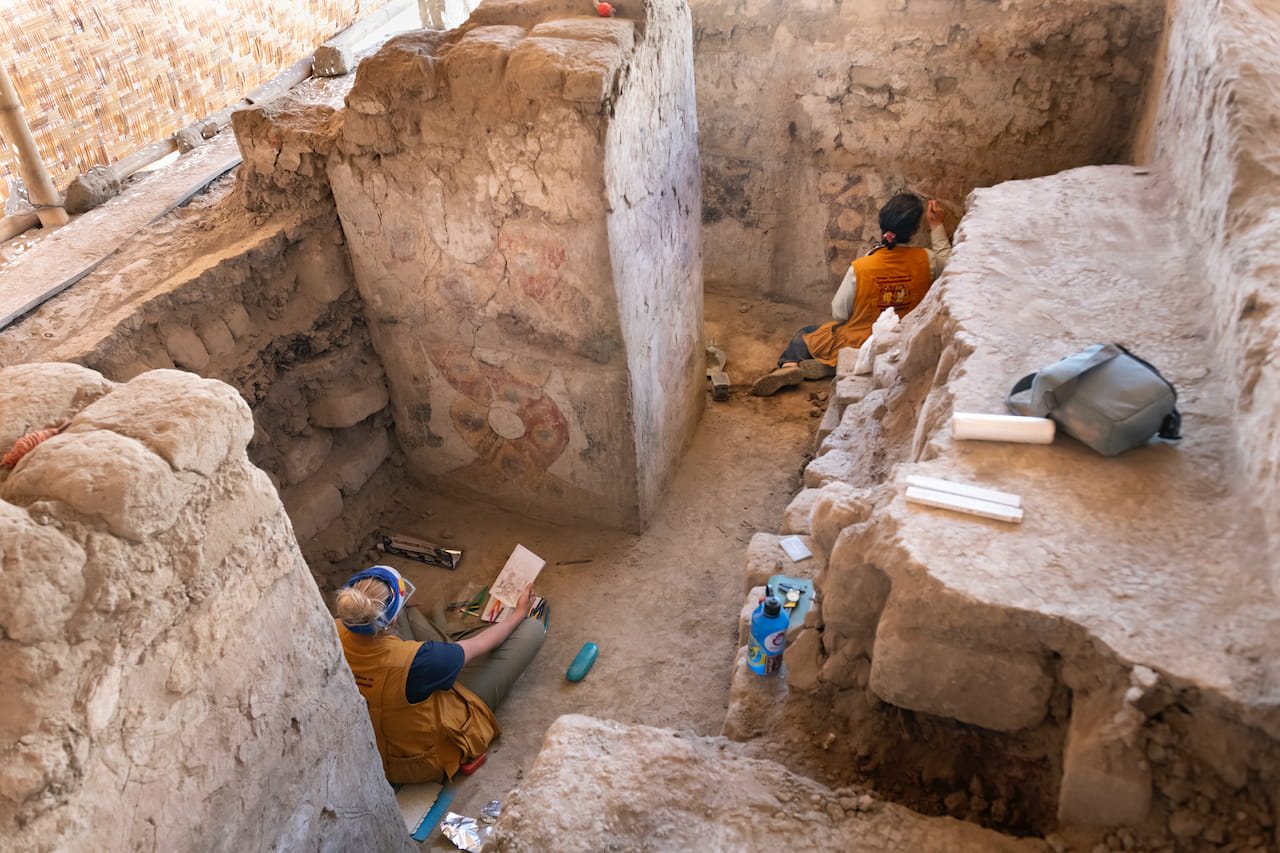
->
xmin=567 ymin=642 xmax=598 ymax=682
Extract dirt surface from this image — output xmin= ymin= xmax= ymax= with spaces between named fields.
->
xmin=320 ymin=288 xmax=830 ymax=845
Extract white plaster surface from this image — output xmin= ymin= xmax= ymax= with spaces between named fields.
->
xmin=1151 ymin=0 xmax=1280 ymax=588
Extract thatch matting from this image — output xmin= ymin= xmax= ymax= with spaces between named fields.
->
xmin=1 ymin=0 xmax=375 ymax=197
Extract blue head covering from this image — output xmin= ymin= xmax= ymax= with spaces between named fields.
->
xmin=341 ymin=565 xmax=409 ymax=635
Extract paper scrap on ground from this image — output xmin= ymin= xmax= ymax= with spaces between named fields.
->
xmin=483 ymin=544 xmax=546 ymax=620
xmin=778 ymin=535 xmax=812 ymax=561
xmin=395 ymin=782 xmax=443 ymax=833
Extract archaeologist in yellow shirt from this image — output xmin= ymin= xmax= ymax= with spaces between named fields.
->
xmin=335 ymin=565 xmax=544 ymax=783
xmin=751 ymin=192 xmax=952 ymax=395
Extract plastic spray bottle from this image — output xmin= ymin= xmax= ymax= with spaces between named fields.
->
xmin=747 ymin=585 xmax=788 ymax=676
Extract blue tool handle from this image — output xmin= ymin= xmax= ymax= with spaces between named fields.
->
xmin=412 ymin=785 xmax=457 ymax=841
xmin=566 ymin=642 xmax=598 ymax=682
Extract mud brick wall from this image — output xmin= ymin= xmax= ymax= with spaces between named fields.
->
xmin=692 ymin=0 xmax=1165 ymax=311
xmin=327 ymin=0 xmax=703 ymax=532
xmin=0 ymin=364 xmax=410 ymax=853
xmin=0 ymin=171 xmax=398 ymax=565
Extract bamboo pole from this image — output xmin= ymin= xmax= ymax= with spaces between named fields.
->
xmin=0 ymin=61 xmax=69 ymax=229
xmin=0 ymin=211 xmax=39 ymax=242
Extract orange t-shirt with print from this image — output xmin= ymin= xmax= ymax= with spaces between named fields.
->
xmin=802 ymin=246 xmax=933 ymax=365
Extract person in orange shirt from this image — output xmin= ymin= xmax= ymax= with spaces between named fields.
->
xmin=335 ymin=565 xmax=544 ymax=783
xmin=751 ymin=193 xmax=952 ymax=396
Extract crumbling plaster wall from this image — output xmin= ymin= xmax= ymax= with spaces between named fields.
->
xmin=326 ymin=0 xmax=703 ymax=532
xmin=0 ymin=364 xmax=410 ymax=853
xmin=692 ymin=0 xmax=1165 ymax=311
xmin=1149 ymin=0 xmax=1280 ymax=589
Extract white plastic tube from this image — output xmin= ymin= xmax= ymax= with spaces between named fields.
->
xmin=952 ymin=412 xmax=1055 ymax=444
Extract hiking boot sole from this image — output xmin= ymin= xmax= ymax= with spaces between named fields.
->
xmin=751 ymin=366 xmax=804 ymax=396
xmin=799 ymin=359 xmax=836 ymax=380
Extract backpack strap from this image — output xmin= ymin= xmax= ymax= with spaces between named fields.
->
xmin=1037 ymin=343 xmax=1123 ymax=412
xmin=1006 ymin=372 xmax=1039 ymax=416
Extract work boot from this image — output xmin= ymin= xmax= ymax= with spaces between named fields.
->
xmin=750 ymin=365 xmax=804 ymax=396
xmin=798 ymin=359 xmax=836 ymax=379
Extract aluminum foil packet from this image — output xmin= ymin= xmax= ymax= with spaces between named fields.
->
xmin=439 ymin=811 xmax=489 ymax=852
xmin=480 ymin=800 xmax=502 ymax=824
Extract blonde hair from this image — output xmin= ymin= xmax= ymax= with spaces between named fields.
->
xmin=336 ymin=577 xmax=391 ymax=628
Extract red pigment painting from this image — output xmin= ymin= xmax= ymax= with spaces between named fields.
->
xmin=430 ymin=346 xmax=571 ymax=479
xmin=498 ymin=228 xmax=568 ymax=303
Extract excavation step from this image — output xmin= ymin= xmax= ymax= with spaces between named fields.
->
xmin=488 ymin=714 xmax=1048 ymax=853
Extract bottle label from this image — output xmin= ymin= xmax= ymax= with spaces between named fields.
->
xmin=748 ymin=630 xmax=786 ymax=675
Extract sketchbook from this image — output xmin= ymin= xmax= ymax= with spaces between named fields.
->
xmin=479 ymin=544 xmax=546 ymax=622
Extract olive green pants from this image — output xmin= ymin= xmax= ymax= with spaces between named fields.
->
xmin=397 ymin=605 xmax=545 ymax=713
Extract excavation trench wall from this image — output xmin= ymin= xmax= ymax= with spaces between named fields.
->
xmin=1149 ymin=0 xmax=1280 ymax=586
xmin=766 ymin=0 xmax=1280 ymax=846
xmin=0 ymin=150 xmax=399 ymax=568
xmin=692 ymin=0 xmax=1166 ymax=311
xmin=0 ymin=364 xmax=409 ymax=853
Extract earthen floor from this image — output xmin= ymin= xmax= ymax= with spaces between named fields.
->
xmin=334 ymin=287 xmax=828 ymax=845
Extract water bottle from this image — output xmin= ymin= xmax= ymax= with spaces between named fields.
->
xmin=747 ymin=586 xmax=788 ymax=676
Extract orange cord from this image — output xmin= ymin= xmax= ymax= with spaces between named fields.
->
xmin=2 ymin=421 xmax=69 ymax=469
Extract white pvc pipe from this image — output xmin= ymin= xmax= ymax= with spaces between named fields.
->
xmin=952 ymin=412 xmax=1055 ymax=444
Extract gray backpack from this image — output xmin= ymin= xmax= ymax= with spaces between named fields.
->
xmin=1007 ymin=343 xmax=1182 ymax=456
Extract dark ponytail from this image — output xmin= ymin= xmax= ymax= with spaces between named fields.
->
xmin=871 ymin=193 xmax=924 ymax=252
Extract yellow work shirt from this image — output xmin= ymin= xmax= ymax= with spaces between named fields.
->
xmin=337 ymin=619 xmax=499 ymax=784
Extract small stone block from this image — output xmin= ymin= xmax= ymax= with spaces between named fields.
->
xmin=282 ymin=480 xmax=343 ymax=543
xmin=223 ymin=303 xmax=253 ymax=339
xmin=815 ymin=400 xmax=840 ymax=450
xmin=836 ymin=346 xmax=860 ymax=378
xmin=722 ymin=646 xmax=788 ymax=741
xmin=173 ymin=127 xmax=204 ymax=153
xmin=279 ymin=429 xmax=334 ymax=486
xmin=309 ymin=383 xmax=389 ymax=429
xmin=1058 ymin=689 xmax=1153 ymax=826
xmin=313 ymin=44 xmax=352 ymax=77
xmin=781 ymin=488 xmax=821 ymax=535
xmin=871 ymin=356 xmax=896 ymax=391
xmin=835 ymin=375 xmax=871 ymax=411
xmin=159 ymin=324 xmax=210 ymax=371
xmin=197 ymin=318 xmax=237 ymax=358
xmin=328 ymin=426 xmax=391 ymax=495
xmin=744 ymin=534 xmax=789 ymax=591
